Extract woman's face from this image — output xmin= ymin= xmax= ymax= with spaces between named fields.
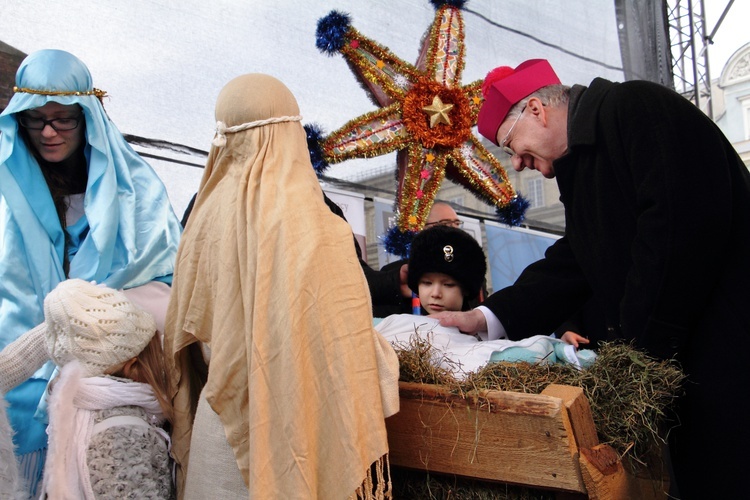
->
xmin=18 ymin=102 xmax=85 ymax=164
xmin=418 ymin=272 xmax=465 ymax=314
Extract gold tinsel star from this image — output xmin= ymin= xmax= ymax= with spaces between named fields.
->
xmin=315 ymin=4 xmax=524 ymax=253
xmin=423 ymin=95 xmax=454 ymax=127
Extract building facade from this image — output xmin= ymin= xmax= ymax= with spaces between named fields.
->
xmin=713 ymin=41 xmax=750 ymax=168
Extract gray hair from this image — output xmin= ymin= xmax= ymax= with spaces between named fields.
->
xmin=506 ymin=84 xmax=571 ymax=120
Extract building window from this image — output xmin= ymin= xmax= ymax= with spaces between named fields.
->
xmin=744 ymin=99 xmax=750 ymax=140
xmin=525 ymin=177 xmax=545 ymax=209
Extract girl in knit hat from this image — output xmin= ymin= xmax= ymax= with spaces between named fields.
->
xmin=0 ymin=279 xmax=174 ymax=499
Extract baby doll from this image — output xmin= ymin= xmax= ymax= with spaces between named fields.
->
xmin=0 ymin=279 xmax=173 ymax=499
xmin=376 ymin=226 xmax=595 ymax=378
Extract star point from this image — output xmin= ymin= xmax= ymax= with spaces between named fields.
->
xmin=316 ymin=4 xmax=523 ymax=253
xmin=422 ymin=95 xmax=454 ymax=128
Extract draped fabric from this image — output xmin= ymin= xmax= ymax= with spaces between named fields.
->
xmin=0 ymin=49 xmax=181 ymax=455
xmin=165 ymin=73 xmax=398 ymax=499
xmin=614 ymin=0 xmax=673 ymax=86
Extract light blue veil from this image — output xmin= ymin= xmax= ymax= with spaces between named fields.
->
xmin=0 ymin=49 xmax=181 ymax=455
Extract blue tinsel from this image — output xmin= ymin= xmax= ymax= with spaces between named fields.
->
xmin=383 ymin=226 xmax=418 ymax=258
xmin=496 ymin=195 xmax=530 ymax=227
xmin=303 ymin=123 xmax=330 ymax=176
xmin=315 ymin=10 xmax=352 ymax=54
xmin=429 ymin=0 xmax=467 ymax=10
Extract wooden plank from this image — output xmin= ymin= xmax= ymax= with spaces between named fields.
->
xmin=386 ymin=382 xmax=587 ymax=493
xmin=542 ymin=385 xmax=669 ymax=500
xmin=578 ymin=444 xmax=631 ymax=500
xmin=541 ymin=384 xmax=599 ymax=450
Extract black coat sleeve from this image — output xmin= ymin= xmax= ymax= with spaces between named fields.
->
xmin=482 ymin=236 xmax=592 ymax=340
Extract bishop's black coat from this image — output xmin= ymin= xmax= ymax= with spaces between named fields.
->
xmin=483 ymin=78 xmax=750 ymax=498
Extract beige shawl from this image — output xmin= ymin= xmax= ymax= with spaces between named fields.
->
xmin=164 ymin=74 xmax=398 ymax=499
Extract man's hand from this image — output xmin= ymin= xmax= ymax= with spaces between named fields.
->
xmin=429 ymin=309 xmax=487 ymax=335
xmin=398 ymin=264 xmax=412 ymax=298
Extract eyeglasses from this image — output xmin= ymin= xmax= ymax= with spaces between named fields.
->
xmin=17 ymin=114 xmax=83 ymax=132
xmin=425 ymin=219 xmax=464 ymax=228
xmin=500 ymin=106 xmax=525 ymax=157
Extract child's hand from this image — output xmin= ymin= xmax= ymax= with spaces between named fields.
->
xmin=561 ymin=331 xmax=590 ymax=348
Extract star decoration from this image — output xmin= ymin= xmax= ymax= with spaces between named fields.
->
xmin=423 ymin=95 xmax=454 ymax=127
xmin=314 ymin=3 xmax=528 ymax=257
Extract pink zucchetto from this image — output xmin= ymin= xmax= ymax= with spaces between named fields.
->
xmin=477 ymin=59 xmax=561 ymax=145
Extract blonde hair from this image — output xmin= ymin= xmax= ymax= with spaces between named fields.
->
xmin=120 ymin=335 xmax=174 ymax=423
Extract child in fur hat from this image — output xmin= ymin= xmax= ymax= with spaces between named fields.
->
xmin=407 ymin=225 xmax=487 ymax=315
xmin=0 ymin=279 xmax=173 ymax=499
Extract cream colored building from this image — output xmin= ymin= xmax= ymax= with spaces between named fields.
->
xmin=712 ymin=41 xmax=750 ymax=168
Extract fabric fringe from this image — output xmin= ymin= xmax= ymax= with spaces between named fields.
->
xmin=0 ymin=392 xmax=33 ymax=500
xmin=17 ymin=452 xmax=43 ymax=500
xmin=350 ymin=454 xmax=392 ymax=500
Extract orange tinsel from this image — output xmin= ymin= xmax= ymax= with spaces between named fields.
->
xmin=401 ymin=79 xmax=472 ymax=150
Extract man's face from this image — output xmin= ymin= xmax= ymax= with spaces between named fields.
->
xmin=494 ymin=97 xmax=567 ymax=179
xmin=425 ymin=203 xmax=460 ymax=227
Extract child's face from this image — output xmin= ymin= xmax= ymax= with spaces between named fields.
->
xmin=418 ymin=272 xmax=464 ymax=314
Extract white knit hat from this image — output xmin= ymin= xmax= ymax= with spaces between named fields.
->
xmin=44 ymin=279 xmax=156 ymax=377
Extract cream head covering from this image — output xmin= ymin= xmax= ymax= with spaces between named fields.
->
xmin=165 ymin=73 xmax=397 ymax=499
xmin=44 ymin=279 xmax=156 ymax=377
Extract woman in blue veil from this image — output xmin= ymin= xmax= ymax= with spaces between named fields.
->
xmin=0 ymin=49 xmax=181 ymax=495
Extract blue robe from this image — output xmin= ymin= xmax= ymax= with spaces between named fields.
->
xmin=0 ymin=49 xmax=181 ymax=458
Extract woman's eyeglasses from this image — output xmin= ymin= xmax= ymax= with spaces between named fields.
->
xmin=18 ymin=114 xmax=83 ymax=132
xmin=425 ymin=219 xmax=464 ymax=228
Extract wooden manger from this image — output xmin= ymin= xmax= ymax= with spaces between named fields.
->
xmin=386 ymin=381 xmax=669 ymax=499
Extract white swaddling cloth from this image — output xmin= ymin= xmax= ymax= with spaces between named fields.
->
xmin=375 ymin=314 xmax=596 ymax=380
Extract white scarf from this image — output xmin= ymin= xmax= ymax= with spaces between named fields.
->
xmin=42 ymin=361 xmax=165 ymax=500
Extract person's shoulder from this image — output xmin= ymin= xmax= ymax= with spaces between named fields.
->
xmin=600 ymin=78 xmax=679 ymax=103
xmin=380 ymin=258 xmax=407 ymax=273
xmin=592 ymin=77 xmax=687 ymax=119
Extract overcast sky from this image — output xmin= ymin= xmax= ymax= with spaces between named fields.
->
xmin=704 ymin=0 xmax=749 ymax=72
xmin=2 ymin=0 xmax=746 ymax=216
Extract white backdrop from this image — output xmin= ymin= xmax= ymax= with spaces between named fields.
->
xmin=2 ymin=0 xmax=627 ymax=217
xmin=5 ymin=1 xmax=743 ymax=221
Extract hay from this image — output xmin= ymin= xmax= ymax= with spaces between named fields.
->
xmin=391 ymin=327 xmax=463 ymax=393
xmin=392 ymin=339 xmax=686 ymax=469
xmin=391 ymin=467 xmax=555 ymax=500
